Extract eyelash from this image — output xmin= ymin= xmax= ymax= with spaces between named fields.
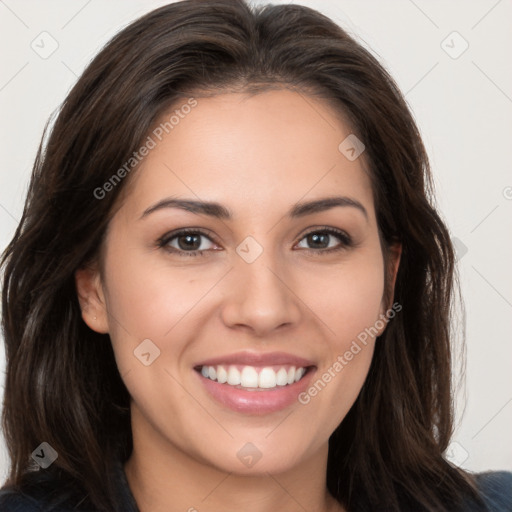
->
xmin=157 ymin=227 xmax=354 ymax=258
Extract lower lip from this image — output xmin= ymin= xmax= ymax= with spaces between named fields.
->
xmin=195 ymin=367 xmax=316 ymax=415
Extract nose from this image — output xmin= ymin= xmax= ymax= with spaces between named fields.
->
xmin=220 ymin=250 xmax=302 ymax=337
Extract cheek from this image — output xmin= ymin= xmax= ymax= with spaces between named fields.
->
xmin=301 ymin=251 xmax=385 ymax=347
xmin=296 ymin=251 xmax=384 ymax=412
xmin=104 ymin=217 xmax=215 ymax=323
xmin=100 ymin=247 xmax=216 ymax=424
xmin=100 ymin=237 xmax=203 ymax=367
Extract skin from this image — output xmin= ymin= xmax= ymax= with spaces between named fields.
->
xmin=76 ymin=89 xmax=401 ymax=512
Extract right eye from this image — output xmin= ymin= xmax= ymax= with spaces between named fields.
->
xmin=157 ymin=228 xmax=220 ymax=257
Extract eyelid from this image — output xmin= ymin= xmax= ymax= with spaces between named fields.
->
xmin=298 ymin=225 xmax=351 ymax=241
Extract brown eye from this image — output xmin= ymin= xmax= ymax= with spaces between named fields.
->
xmin=158 ymin=229 xmax=218 ymax=257
xmin=175 ymin=233 xmax=202 ymax=251
xmin=296 ymin=228 xmax=353 ymax=253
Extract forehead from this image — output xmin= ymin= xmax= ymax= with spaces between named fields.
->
xmin=121 ymin=89 xmax=375 ymax=221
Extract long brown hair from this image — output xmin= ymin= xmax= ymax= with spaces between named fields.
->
xmin=1 ymin=1 xmax=486 ymax=510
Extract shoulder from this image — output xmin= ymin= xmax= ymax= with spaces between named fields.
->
xmin=0 ymin=470 xmax=94 ymax=512
xmin=472 ymin=470 xmax=512 ymax=511
xmin=0 ymin=487 xmax=44 ymax=511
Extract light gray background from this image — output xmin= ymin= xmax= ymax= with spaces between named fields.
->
xmin=1 ymin=0 xmax=511 ymax=483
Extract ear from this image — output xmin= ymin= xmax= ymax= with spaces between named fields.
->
xmin=377 ymin=241 xmax=402 ymax=335
xmin=75 ymin=262 xmax=109 ymax=334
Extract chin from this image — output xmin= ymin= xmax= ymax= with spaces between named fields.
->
xmin=199 ymin=438 xmax=314 ymax=476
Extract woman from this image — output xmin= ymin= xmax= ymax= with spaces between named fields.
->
xmin=0 ymin=1 xmax=510 ymax=511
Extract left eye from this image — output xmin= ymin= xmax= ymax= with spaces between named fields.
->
xmin=296 ymin=228 xmax=352 ymax=251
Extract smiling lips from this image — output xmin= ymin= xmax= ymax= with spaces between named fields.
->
xmin=194 ymin=351 xmax=316 ymax=413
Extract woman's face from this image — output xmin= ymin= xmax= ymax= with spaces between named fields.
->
xmin=77 ymin=89 xmax=400 ymax=474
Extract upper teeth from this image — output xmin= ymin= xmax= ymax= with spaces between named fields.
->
xmin=200 ymin=365 xmax=307 ymax=389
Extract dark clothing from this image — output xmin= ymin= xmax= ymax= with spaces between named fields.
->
xmin=0 ymin=459 xmax=511 ymax=511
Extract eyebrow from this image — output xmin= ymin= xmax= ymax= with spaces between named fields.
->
xmin=139 ymin=195 xmax=368 ymax=221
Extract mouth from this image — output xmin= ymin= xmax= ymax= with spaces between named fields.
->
xmin=194 ymin=364 xmax=313 ymax=390
xmin=193 ymin=351 xmax=317 ymax=414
